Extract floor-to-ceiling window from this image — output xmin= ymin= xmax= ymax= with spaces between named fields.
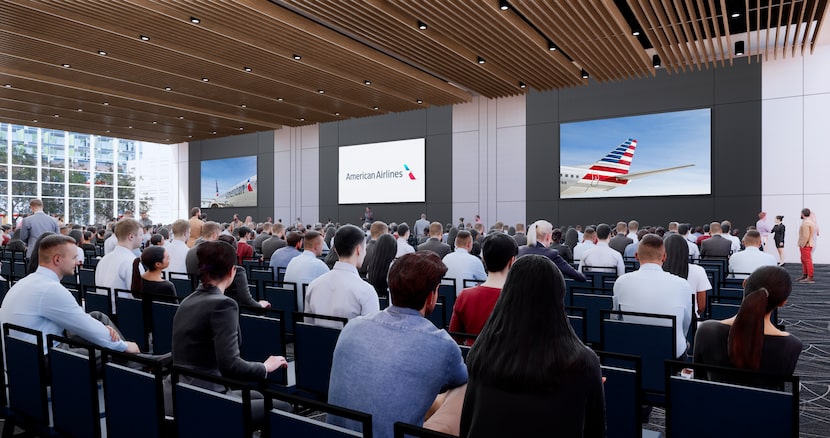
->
xmin=1 ymin=122 xmax=175 ymax=226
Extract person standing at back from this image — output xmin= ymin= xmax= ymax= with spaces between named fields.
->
xmin=798 ymin=208 xmax=816 ymax=283
xmin=187 ymin=207 xmax=203 ymax=248
xmin=20 ymin=198 xmax=60 ymax=259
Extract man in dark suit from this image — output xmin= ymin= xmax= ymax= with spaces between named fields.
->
xmin=701 ymin=221 xmax=732 ymax=259
xmin=418 ymin=222 xmax=451 ymax=259
xmin=608 ymin=221 xmax=633 ymax=256
xmin=261 ymin=223 xmax=286 ymax=259
xmin=20 ymin=198 xmax=60 ymax=258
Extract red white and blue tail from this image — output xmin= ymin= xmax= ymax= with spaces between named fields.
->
xmin=588 ymin=138 xmax=637 ymax=176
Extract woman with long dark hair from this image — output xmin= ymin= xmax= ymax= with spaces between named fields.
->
xmin=460 ymin=255 xmax=605 ymax=437
xmin=550 ymin=228 xmax=574 ymax=263
xmin=130 ymin=245 xmax=177 ymax=303
xmin=693 ymin=266 xmax=801 ymax=381
xmin=367 ymin=234 xmax=397 ymax=296
xmin=663 ymin=234 xmax=711 ymax=315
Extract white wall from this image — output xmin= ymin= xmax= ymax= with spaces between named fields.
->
xmin=274 ymin=125 xmax=320 ymax=226
xmin=452 ymin=95 xmax=527 ymax=230
xmin=761 ymin=22 xmax=830 ymax=264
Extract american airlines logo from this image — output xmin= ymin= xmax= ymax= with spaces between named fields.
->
xmin=404 ymin=164 xmax=416 ymax=180
xmin=344 ymin=163 xmax=417 ymax=181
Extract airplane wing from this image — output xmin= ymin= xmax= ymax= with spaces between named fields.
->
xmin=618 ymin=164 xmax=695 ymax=180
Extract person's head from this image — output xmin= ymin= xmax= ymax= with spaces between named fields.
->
xmin=420 ymin=213 xmax=426 ymax=220
xmin=141 ymin=245 xmax=168 ymax=272
xmin=396 ymin=223 xmax=410 ymax=239
xmin=454 ymin=230 xmax=473 ymax=251
xmin=171 ymin=219 xmax=190 ymax=241
xmin=481 ymin=233 xmax=518 ymax=274
xmin=635 ymin=234 xmax=665 ymax=265
xmin=668 ymin=221 xmax=679 ymax=232
xmin=728 ymin=266 xmax=792 ymax=370
xmin=114 ymin=218 xmax=143 ymax=249
xmin=720 ymin=220 xmax=732 ymax=234
xmin=428 ymin=222 xmax=443 ymax=238
xmin=149 ymin=234 xmax=164 ymax=246
xmin=82 ymin=230 xmax=93 ymax=243
xmin=564 ymin=228 xmax=579 ymax=248
xmin=582 ymin=227 xmax=596 ymax=243
xmin=273 ymin=222 xmax=286 ymax=238
xmin=775 ymin=215 xmax=784 ymax=224
xmin=303 ymin=230 xmax=324 ymax=256
xmin=709 ymin=221 xmax=722 ymax=234
xmin=156 ymin=227 xmax=169 ymax=240
xmin=466 ymin=255 xmax=586 ymax=390
xmin=662 ymin=234 xmax=690 ymax=279
xmin=678 ymin=223 xmax=690 ymax=236
xmin=515 ymin=223 xmax=525 ymax=233
xmin=201 ymin=221 xmax=221 ymax=241
xmin=369 ymin=221 xmax=389 ymax=240
xmin=367 ymin=234 xmax=398 ymax=294
xmin=333 ymin=224 xmax=366 ymax=267
xmin=140 ymin=212 xmax=148 ymax=219
xmin=123 ymin=210 xmax=134 ymax=218
xmin=262 ymin=222 xmax=273 ymax=234
xmin=387 ymin=252 xmax=447 ymax=313
xmin=551 ymin=228 xmax=563 ymax=244
xmin=29 ymin=198 xmax=44 ymax=212
xmin=196 ymin=241 xmax=237 ymax=289
xmin=68 ymin=229 xmax=83 ymax=247
xmin=285 ymin=231 xmax=302 ymax=249
xmin=615 ymin=222 xmax=627 ymax=234
xmin=37 ymin=234 xmax=78 ymax=277
xmin=628 ymin=220 xmax=639 ymax=232
xmin=190 ymin=207 xmax=200 ymax=218
xmin=526 ymin=220 xmax=553 ymax=246
xmin=236 ymin=226 xmax=252 ymax=241
xmin=758 ymin=211 xmax=766 ymax=220
xmin=801 ymin=208 xmax=811 ymax=219
xmin=595 ymin=223 xmax=611 ymax=241
xmin=742 ymin=230 xmax=762 ymax=248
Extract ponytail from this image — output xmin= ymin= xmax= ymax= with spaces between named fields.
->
xmin=526 ymin=222 xmax=538 ymax=246
xmin=727 ymin=288 xmax=769 ymax=370
xmin=130 ymin=257 xmax=143 ymax=299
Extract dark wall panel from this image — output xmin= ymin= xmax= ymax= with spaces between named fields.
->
xmin=188 ymin=131 xmax=275 ymax=223
xmin=319 ymin=106 xmax=453 ymax=227
xmin=527 ymin=63 xmax=762 ymax=231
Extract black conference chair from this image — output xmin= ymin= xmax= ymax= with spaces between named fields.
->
xmin=171 ymin=366 xmax=254 ymax=438
xmin=115 ymin=294 xmax=149 ymax=351
xmin=263 ymin=283 xmax=298 ymax=334
xmin=565 ymin=306 xmax=588 ymax=343
xmin=263 ymin=390 xmax=372 ymax=438
xmin=239 ymin=311 xmax=288 ymax=386
xmin=570 ymin=292 xmax=614 ymax=346
xmin=150 ymin=300 xmax=179 ymax=354
xmin=2 ymin=323 xmax=51 ymax=437
xmin=292 ymin=312 xmax=347 ymax=401
xmin=47 ymin=334 xmax=103 ymax=438
xmin=84 ymin=286 xmax=113 ymax=317
xmin=393 ymin=422 xmax=457 ymax=438
xmin=102 ymin=350 xmax=170 ymax=438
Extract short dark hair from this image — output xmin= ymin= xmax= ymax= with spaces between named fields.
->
xmin=801 ymin=208 xmax=811 ymax=217
xmin=481 ymin=233 xmax=518 ymax=273
xmin=678 ymin=223 xmax=690 ymax=235
xmin=37 ymin=234 xmax=76 ymax=264
xmin=236 ymin=226 xmax=251 ymax=239
xmin=637 ymin=234 xmax=664 ymax=261
xmin=150 ymin=234 xmax=164 ymax=245
xmin=285 ymin=231 xmax=302 ymax=247
xmin=333 ymin=224 xmax=365 ymax=258
xmin=387 ymin=252 xmax=447 ymax=310
xmin=303 ymin=230 xmax=321 ymax=249
xmin=190 ymin=207 xmax=200 ymax=217
xmin=397 ymin=223 xmax=410 ymax=237
xmin=196 ymin=241 xmax=237 ymax=287
xmin=595 ymin=223 xmax=611 ymax=240
xmin=157 ymin=227 xmax=170 ymax=240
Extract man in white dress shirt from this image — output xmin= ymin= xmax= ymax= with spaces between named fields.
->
xmin=166 ymin=219 xmax=190 ymax=276
xmin=720 ymin=221 xmax=741 ymax=254
xmin=613 ymin=234 xmax=692 ymax=359
xmin=728 ymin=230 xmax=777 ymax=279
xmin=579 ymin=224 xmax=625 ymax=277
xmin=95 ymin=218 xmax=143 ymax=299
xmin=284 ymin=230 xmax=329 ymax=312
xmin=573 ymin=227 xmax=597 ymax=262
xmin=395 ymin=223 xmax=416 ymax=258
xmin=305 ymin=225 xmax=379 ymax=328
xmin=442 ymin=230 xmax=487 ymax=296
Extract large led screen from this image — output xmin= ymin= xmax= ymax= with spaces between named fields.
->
xmin=339 ymin=138 xmax=426 ymax=204
xmin=560 ymin=108 xmax=711 ymax=199
xmin=200 ymin=156 xmax=258 ymax=208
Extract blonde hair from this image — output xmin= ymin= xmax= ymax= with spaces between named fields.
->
xmin=527 ymin=220 xmax=552 ymax=246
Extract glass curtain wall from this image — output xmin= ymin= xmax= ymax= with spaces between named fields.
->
xmin=1 ymin=122 xmax=165 ymax=226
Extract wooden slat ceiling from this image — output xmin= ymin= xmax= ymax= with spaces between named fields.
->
xmin=0 ymin=0 xmax=826 ymax=144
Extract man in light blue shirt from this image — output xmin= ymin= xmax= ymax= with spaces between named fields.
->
xmin=269 ymin=231 xmax=303 ymax=281
xmin=442 ymin=230 xmax=487 ymax=296
xmin=305 ymin=225 xmax=379 ymax=327
xmin=328 ymin=252 xmax=467 ymax=438
xmin=0 ymin=234 xmax=139 ymax=354
xmin=284 ymin=230 xmax=329 ymax=312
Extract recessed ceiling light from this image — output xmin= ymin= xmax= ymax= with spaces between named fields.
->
xmin=548 ymin=43 xmax=557 ymax=51
xmin=416 ymin=99 xmax=423 ymax=104
xmin=238 ymin=127 xmax=244 ymax=130
xmin=731 ymin=12 xmax=740 ymax=18
xmin=335 ymin=112 xmax=340 ymax=116
xmin=4 ymin=84 xmax=11 ymax=88
xmin=581 ymin=69 xmax=589 ymax=79
xmin=32 ymin=119 xmax=37 ymax=123
xmin=187 ymin=135 xmax=193 ymax=138
xmin=107 ymin=130 xmax=111 ymax=133
xmin=277 ymin=97 xmax=284 ymax=101
xmin=299 ymin=118 xmax=305 ymax=121
xmin=519 ymin=82 xmax=527 ymax=89
xmin=211 ymin=131 xmax=217 ymax=134
xmin=98 ymin=50 xmax=107 ymax=56
xmin=77 ymin=108 xmax=83 ymax=112
xmin=54 ymin=114 xmax=59 ymax=117
xmin=178 ymin=116 xmax=184 ymax=119
xmin=240 ymin=104 xmax=247 ymax=108
xmin=632 ymin=30 xmax=641 ymax=36
xmin=318 ymin=89 xmax=325 ymax=94
xmin=372 ymin=106 xmax=379 ymax=110
xmin=190 ymin=16 xmax=200 ymax=24
xmin=364 ymin=80 xmax=372 ymax=85
xmin=165 ymin=138 xmax=169 ymax=141
xmin=152 ymin=121 xmax=158 ymax=124
xmin=201 ymin=77 xmax=209 ymax=82
xmin=128 ymin=126 xmax=133 ymax=129
xmin=164 ymin=86 xmax=172 ymax=91
xmin=293 ymin=54 xmax=301 ymax=60
xmin=61 ymin=63 xmax=70 ymax=68
xmin=140 ymin=35 xmax=150 ymax=41
xmin=499 ymin=0 xmax=509 ymax=11
xmin=477 ymin=56 xmax=485 ymax=64
xmin=243 ymin=66 xmax=252 ymax=72
xmin=418 ymin=20 xmax=427 ymax=30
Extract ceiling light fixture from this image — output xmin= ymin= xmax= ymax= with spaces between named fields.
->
xmin=499 ymin=0 xmax=509 ymax=11
xmin=128 ymin=126 xmax=133 ymax=129
xmin=238 ymin=127 xmax=244 ymax=130
xmin=201 ymin=77 xmax=209 ymax=82
xmin=299 ymin=118 xmax=305 ymax=121
xmin=318 ymin=89 xmax=325 ymax=94
xmin=581 ymin=69 xmax=589 ymax=79
xmin=416 ymin=99 xmax=423 ymax=104
xmin=152 ymin=121 xmax=158 ymax=124
xmin=277 ymin=97 xmax=284 ymax=101
xmin=519 ymin=82 xmax=527 ymax=89
xmin=372 ymin=106 xmax=379 ymax=110
xmin=418 ymin=20 xmax=427 ymax=30
xmin=103 ymin=102 xmax=109 ymax=105
xmin=140 ymin=35 xmax=150 ymax=41
xmin=244 ymin=66 xmax=252 ymax=72
xmin=3 ymin=84 xmax=10 ymax=88
xmin=364 ymin=80 xmax=372 ymax=85
xmin=77 ymin=108 xmax=83 ymax=112
xmin=190 ymin=16 xmax=201 ymax=24
xmin=477 ymin=56 xmax=485 ymax=64
xmin=164 ymin=86 xmax=172 ymax=91
xmin=178 ymin=116 xmax=184 ymax=119
xmin=98 ymin=50 xmax=107 ymax=56
xmin=211 ymin=131 xmax=217 ymax=134
xmin=61 ymin=63 xmax=70 ymax=68
xmin=632 ymin=30 xmax=641 ymax=36
xmin=548 ymin=42 xmax=557 ymax=51
xmin=54 ymin=114 xmax=59 ymax=117
xmin=32 ymin=119 xmax=37 ymax=123
xmin=335 ymin=112 xmax=340 ymax=116
xmin=241 ymin=104 xmax=247 ymax=108
xmin=735 ymin=41 xmax=745 ymax=56
xmin=731 ymin=12 xmax=740 ymax=18
xmin=653 ymin=54 xmax=661 ymax=68
xmin=293 ymin=54 xmax=301 ymax=60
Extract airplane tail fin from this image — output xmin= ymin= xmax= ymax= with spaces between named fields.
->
xmin=588 ymin=139 xmax=637 ymax=175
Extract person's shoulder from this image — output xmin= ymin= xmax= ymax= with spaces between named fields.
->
xmin=697 ymin=319 xmax=729 ymax=337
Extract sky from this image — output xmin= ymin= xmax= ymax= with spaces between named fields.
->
xmin=560 ymin=108 xmax=712 ymax=198
xmin=200 ymin=155 xmax=257 ymax=198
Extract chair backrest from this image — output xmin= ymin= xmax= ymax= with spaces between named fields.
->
xmin=276 ymin=266 xmax=287 ymax=284
xmin=0 ymin=277 xmax=10 ymax=303
xmin=239 ymin=312 xmax=287 ymax=386
xmin=570 ymin=293 xmax=614 ymax=345
xmin=596 ymin=351 xmax=642 ymax=438
xmin=249 ymin=266 xmax=274 ymax=300
xmin=292 ymin=312 xmax=347 ymax=400
xmin=2 ymin=323 xmax=50 ymax=426
xmin=581 ymin=266 xmax=618 ymax=289
xmin=78 ymin=266 xmax=96 ymax=288
xmin=437 ymin=282 xmax=456 ymax=320
xmin=172 ymin=367 xmax=252 ymax=438
xmin=600 ymin=310 xmax=676 ymax=397
xmin=264 ymin=283 xmax=298 ymax=333
xmin=426 ymin=296 xmax=445 ymax=329
xmin=115 ymin=294 xmax=148 ymax=351
xmin=151 ymin=300 xmax=179 ymax=354
xmin=378 ymin=295 xmax=389 ymax=310
xmin=565 ymin=306 xmax=587 ymax=343
xmin=169 ymin=273 xmax=195 ymax=299
xmin=84 ymin=286 xmax=113 ymax=316
xmin=393 ymin=422 xmax=458 ymax=438
xmin=665 ymin=361 xmax=799 ymax=438
xmin=708 ymin=299 xmax=740 ymax=320
xmin=102 ymin=351 xmax=167 ymax=438
xmin=462 ymin=278 xmax=483 ymax=289
xmin=47 ymin=334 xmax=102 ymax=438
xmin=264 ymin=390 xmax=371 ymax=438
